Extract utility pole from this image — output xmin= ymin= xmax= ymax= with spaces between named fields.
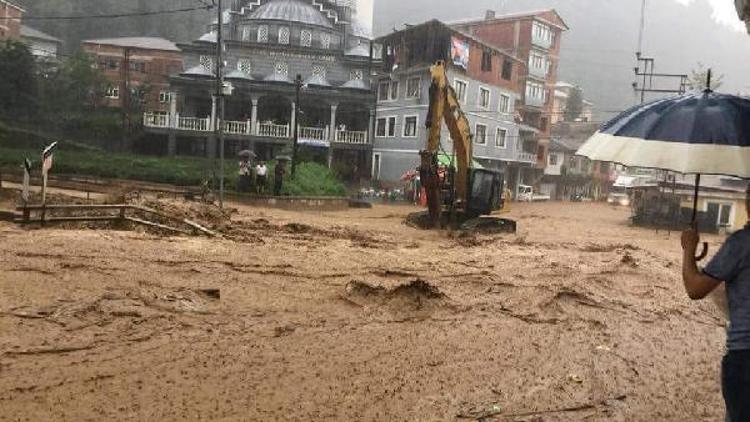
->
xmin=215 ymin=0 xmax=225 ymax=208
xmin=122 ymin=47 xmax=132 ymax=152
xmin=291 ymin=74 xmax=302 ymax=176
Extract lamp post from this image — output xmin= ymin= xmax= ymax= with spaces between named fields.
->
xmin=215 ymin=0 xmax=226 ymax=208
xmin=291 ymin=74 xmax=302 ymax=176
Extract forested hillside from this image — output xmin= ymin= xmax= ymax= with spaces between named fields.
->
xmin=15 ymin=0 xmax=212 ymax=51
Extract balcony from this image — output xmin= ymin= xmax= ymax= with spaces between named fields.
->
xmin=143 ymin=112 xmax=369 ymax=146
xmin=528 ymin=62 xmax=548 ymax=79
xmin=532 ymin=33 xmax=553 ymax=49
xmin=517 ymin=152 xmax=537 ymax=164
xmin=524 ymin=95 xmax=545 ymax=108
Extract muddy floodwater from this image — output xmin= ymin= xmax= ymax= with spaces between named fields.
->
xmin=0 ymin=196 xmax=729 ymax=421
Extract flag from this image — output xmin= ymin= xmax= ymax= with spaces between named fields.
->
xmin=21 ymin=157 xmax=31 ymax=203
xmin=42 ymin=142 xmax=57 ymax=176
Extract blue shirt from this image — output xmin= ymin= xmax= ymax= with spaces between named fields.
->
xmin=704 ymin=226 xmax=750 ymax=351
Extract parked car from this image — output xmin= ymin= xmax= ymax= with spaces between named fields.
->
xmin=517 ymin=185 xmax=551 ymax=202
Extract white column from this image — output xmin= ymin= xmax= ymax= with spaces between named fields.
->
xmin=329 ymin=103 xmax=338 ymax=142
xmin=169 ymin=91 xmax=178 ymax=128
xmin=368 ymin=110 xmax=375 ymax=145
xmin=250 ymin=97 xmax=259 ymax=135
xmin=210 ymin=95 xmax=217 ymax=132
xmin=290 ymin=101 xmax=296 ymax=139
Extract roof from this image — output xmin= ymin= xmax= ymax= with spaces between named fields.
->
xmin=550 ymin=137 xmax=587 ymax=153
xmin=377 ymin=19 xmax=523 ymax=64
xmin=249 ymin=0 xmax=333 ymax=29
xmin=20 ymin=26 xmax=62 ymax=43
xmin=181 ymin=65 xmax=214 ymax=78
xmin=82 ymin=37 xmax=180 ymax=52
xmin=0 ymin=0 xmax=24 ymax=12
xmin=450 ymin=9 xmax=569 ymax=31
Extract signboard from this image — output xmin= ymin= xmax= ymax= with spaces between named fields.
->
xmin=451 ymin=37 xmax=470 ymax=70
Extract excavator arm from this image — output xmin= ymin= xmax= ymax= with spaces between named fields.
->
xmin=421 ymin=61 xmax=475 ymax=223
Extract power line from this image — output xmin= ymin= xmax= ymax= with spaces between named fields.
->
xmin=0 ymin=5 xmax=213 ymax=21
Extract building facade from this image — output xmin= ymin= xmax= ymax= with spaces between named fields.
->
xmin=373 ymin=20 xmax=535 ymax=194
xmin=82 ymin=37 xmax=184 ymax=115
xmin=550 ymin=81 xmax=593 ymax=125
xmin=0 ymin=0 xmax=23 ymax=40
xmin=142 ymin=0 xmax=378 ymax=178
xmin=20 ymin=26 xmax=62 ymax=60
xmin=453 ymin=9 xmax=569 ymax=186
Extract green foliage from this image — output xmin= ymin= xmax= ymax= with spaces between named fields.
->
xmin=688 ymin=63 xmax=724 ymax=92
xmin=0 ymin=40 xmax=38 ymax=121
xmin=282 ymin=162 xmax=347 ymax=197
xmin=564 ymin=85 xmax=584 ymax=122
xmin=0 ymin=146 xmax=347 ymax=197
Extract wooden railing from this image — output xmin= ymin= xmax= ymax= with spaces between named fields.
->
xmin=518 ymin=152 xmax=537 ymax=163
xmin=298 ymin=126 xmax=327 ymax=141
xmin=178 ymin=117 xmax=210 ymax=132
xmin=224 ymin=120 xmax=249 ymax=135
xmin=335 ymin=130 xmax=368 ymax=145
xmin=258 ymin=122 xmax=289 ymax=138
xmin=143 ymin=112 xmax=169 ymax=128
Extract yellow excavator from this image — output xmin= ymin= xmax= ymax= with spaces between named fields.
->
xmin=407 ymin=61 xmax=516 ymax=233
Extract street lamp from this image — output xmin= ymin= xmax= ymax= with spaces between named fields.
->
xmin=292 ymin=74 xmax=302 ymax=177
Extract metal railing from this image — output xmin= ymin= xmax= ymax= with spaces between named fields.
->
xmin=335 ymin=130 xmax=368 ymax=145
xmin=258 ymin=122 xmax=289 ymax=138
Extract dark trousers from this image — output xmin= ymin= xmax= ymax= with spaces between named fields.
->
xmin=723 ymin=350 xmax=750 ymax=421
xmin=273 ymin=179 xmax=282 ymax=196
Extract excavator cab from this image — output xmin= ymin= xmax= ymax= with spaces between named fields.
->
xmin=406 ymin=60 xmax=516 ymax=233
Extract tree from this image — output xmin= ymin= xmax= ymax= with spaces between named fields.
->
xmin=564 ymin=85 xmax=584 ymax=122
xmin=688 ymin=62 xmax=724 ymax=92
xmin=0 ymin=40 xmax=38 ymax=122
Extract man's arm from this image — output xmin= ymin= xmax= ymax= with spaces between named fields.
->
xmin=682 ymin=226 xmax=722 ymax=300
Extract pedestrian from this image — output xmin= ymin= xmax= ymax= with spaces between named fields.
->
xmin=256 ymin=161 xmax=268 ymax=194
xmin=238 ymin=157 xmax=251 ymax=193
xmin=681 ymin=185 xmax=750 ymax=421
xmin=273 ymin=161 xmax=286 ymax=196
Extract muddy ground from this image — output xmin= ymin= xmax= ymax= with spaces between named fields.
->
xmin=0 ymin=193 xmax=729 ymax=421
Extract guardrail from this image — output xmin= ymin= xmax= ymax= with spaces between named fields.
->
xmin=335 ymin=130 xmax=368 ymax=145
xmin=258 ymin=122 xmax=289 ymax=138
xmin=298 ymin=126 xmax=327 ymax=141
xmin=179 ymin=117 xmax=211 ymax=132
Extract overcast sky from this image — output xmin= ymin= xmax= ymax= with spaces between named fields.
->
xmin=356 ymin=0 xmax=374 ymax=33
xmin=672 ymin=0 xmax=745 ymax=31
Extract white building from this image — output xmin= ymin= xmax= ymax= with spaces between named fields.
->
xmin=20 ymin=25 xmax=62 ymax=60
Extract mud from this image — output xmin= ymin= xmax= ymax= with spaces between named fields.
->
xmin=0 ymin=200 xmax=730 ymax=421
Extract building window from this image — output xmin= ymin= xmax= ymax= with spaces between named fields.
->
xmin=300 ymin=29 xmax=312 ymax=47
xmin=350 ymin=69 xmax=363 ymax=81
xmin=403 ymin=115 xmax=418 ymax=138
xmin=199 ymin=55 xmax=214 ymax=73
xmin=102 ymin=58 xmax=119 ymax=70
xmin=526 ymin=81 xmax=544 ymax=100
xmin=279 ymin=26 xmax=290 ymax=45
xmin=406 ymin=76 xmax=420 ymax=98
xmin=499 ymin=94 xmax=511 ymax=113
xmin=275 ymin=62 xmax=289 ymax=77
xmin=321 ymin=33 xmax=331 ymax=49
xmin=501 ymin=59 xmax=513 ymax=80
xmin=481 ymin=50 xmax=492 ymax=72
xmin=129 ymin=62 xmax=146 ymax=73
xmin=241 ymin=27 xmax=251 ymax=41
xmin=376 ymin=116 xmax=397 ymax=138
xmin=495 ymin=128 xmax=507 ymax=148
xmin=313 ymin=64 xmax=327 ymax=79
xmin=549 ymin=153 xmax=558 ymax=166
xmin=478 ymin=87 xmax=491 ymax=109
xmin=533 ymin=21 xmax=554 ymax=45
xmin=378 ymin=80 xmax=398 ymax=102
xmin=159 ymin=91 xmax=171 ymax=104
xmin=454 ymin=79 xmax=468 ymax=103
xmin=238 ymin=59 xmax=252 ymax=75
xmin=475 ymin=124 xmax=487 ymax=145
xmin=105 ymin=86 xmax=120 ymax=99
xmin=258 ymin=25 xmax=269 ymax=43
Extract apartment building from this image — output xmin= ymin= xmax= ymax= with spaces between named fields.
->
xmin=0 ymin=0 xmax=23 ymax=40
xmin=374 ymin=19 xmax=536 ymax=193
xmin=453 ymin=9 xmax=569 ymax=185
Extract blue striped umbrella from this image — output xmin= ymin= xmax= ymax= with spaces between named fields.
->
xmin=577 ymin=74 xmax=750 ymax=258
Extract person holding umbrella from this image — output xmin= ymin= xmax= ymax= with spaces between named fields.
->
xmin=577 ymin=72 xmax=750 ymax=421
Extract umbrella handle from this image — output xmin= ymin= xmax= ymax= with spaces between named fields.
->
xmin=696 ymin=242 xmax=708 ymax=261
